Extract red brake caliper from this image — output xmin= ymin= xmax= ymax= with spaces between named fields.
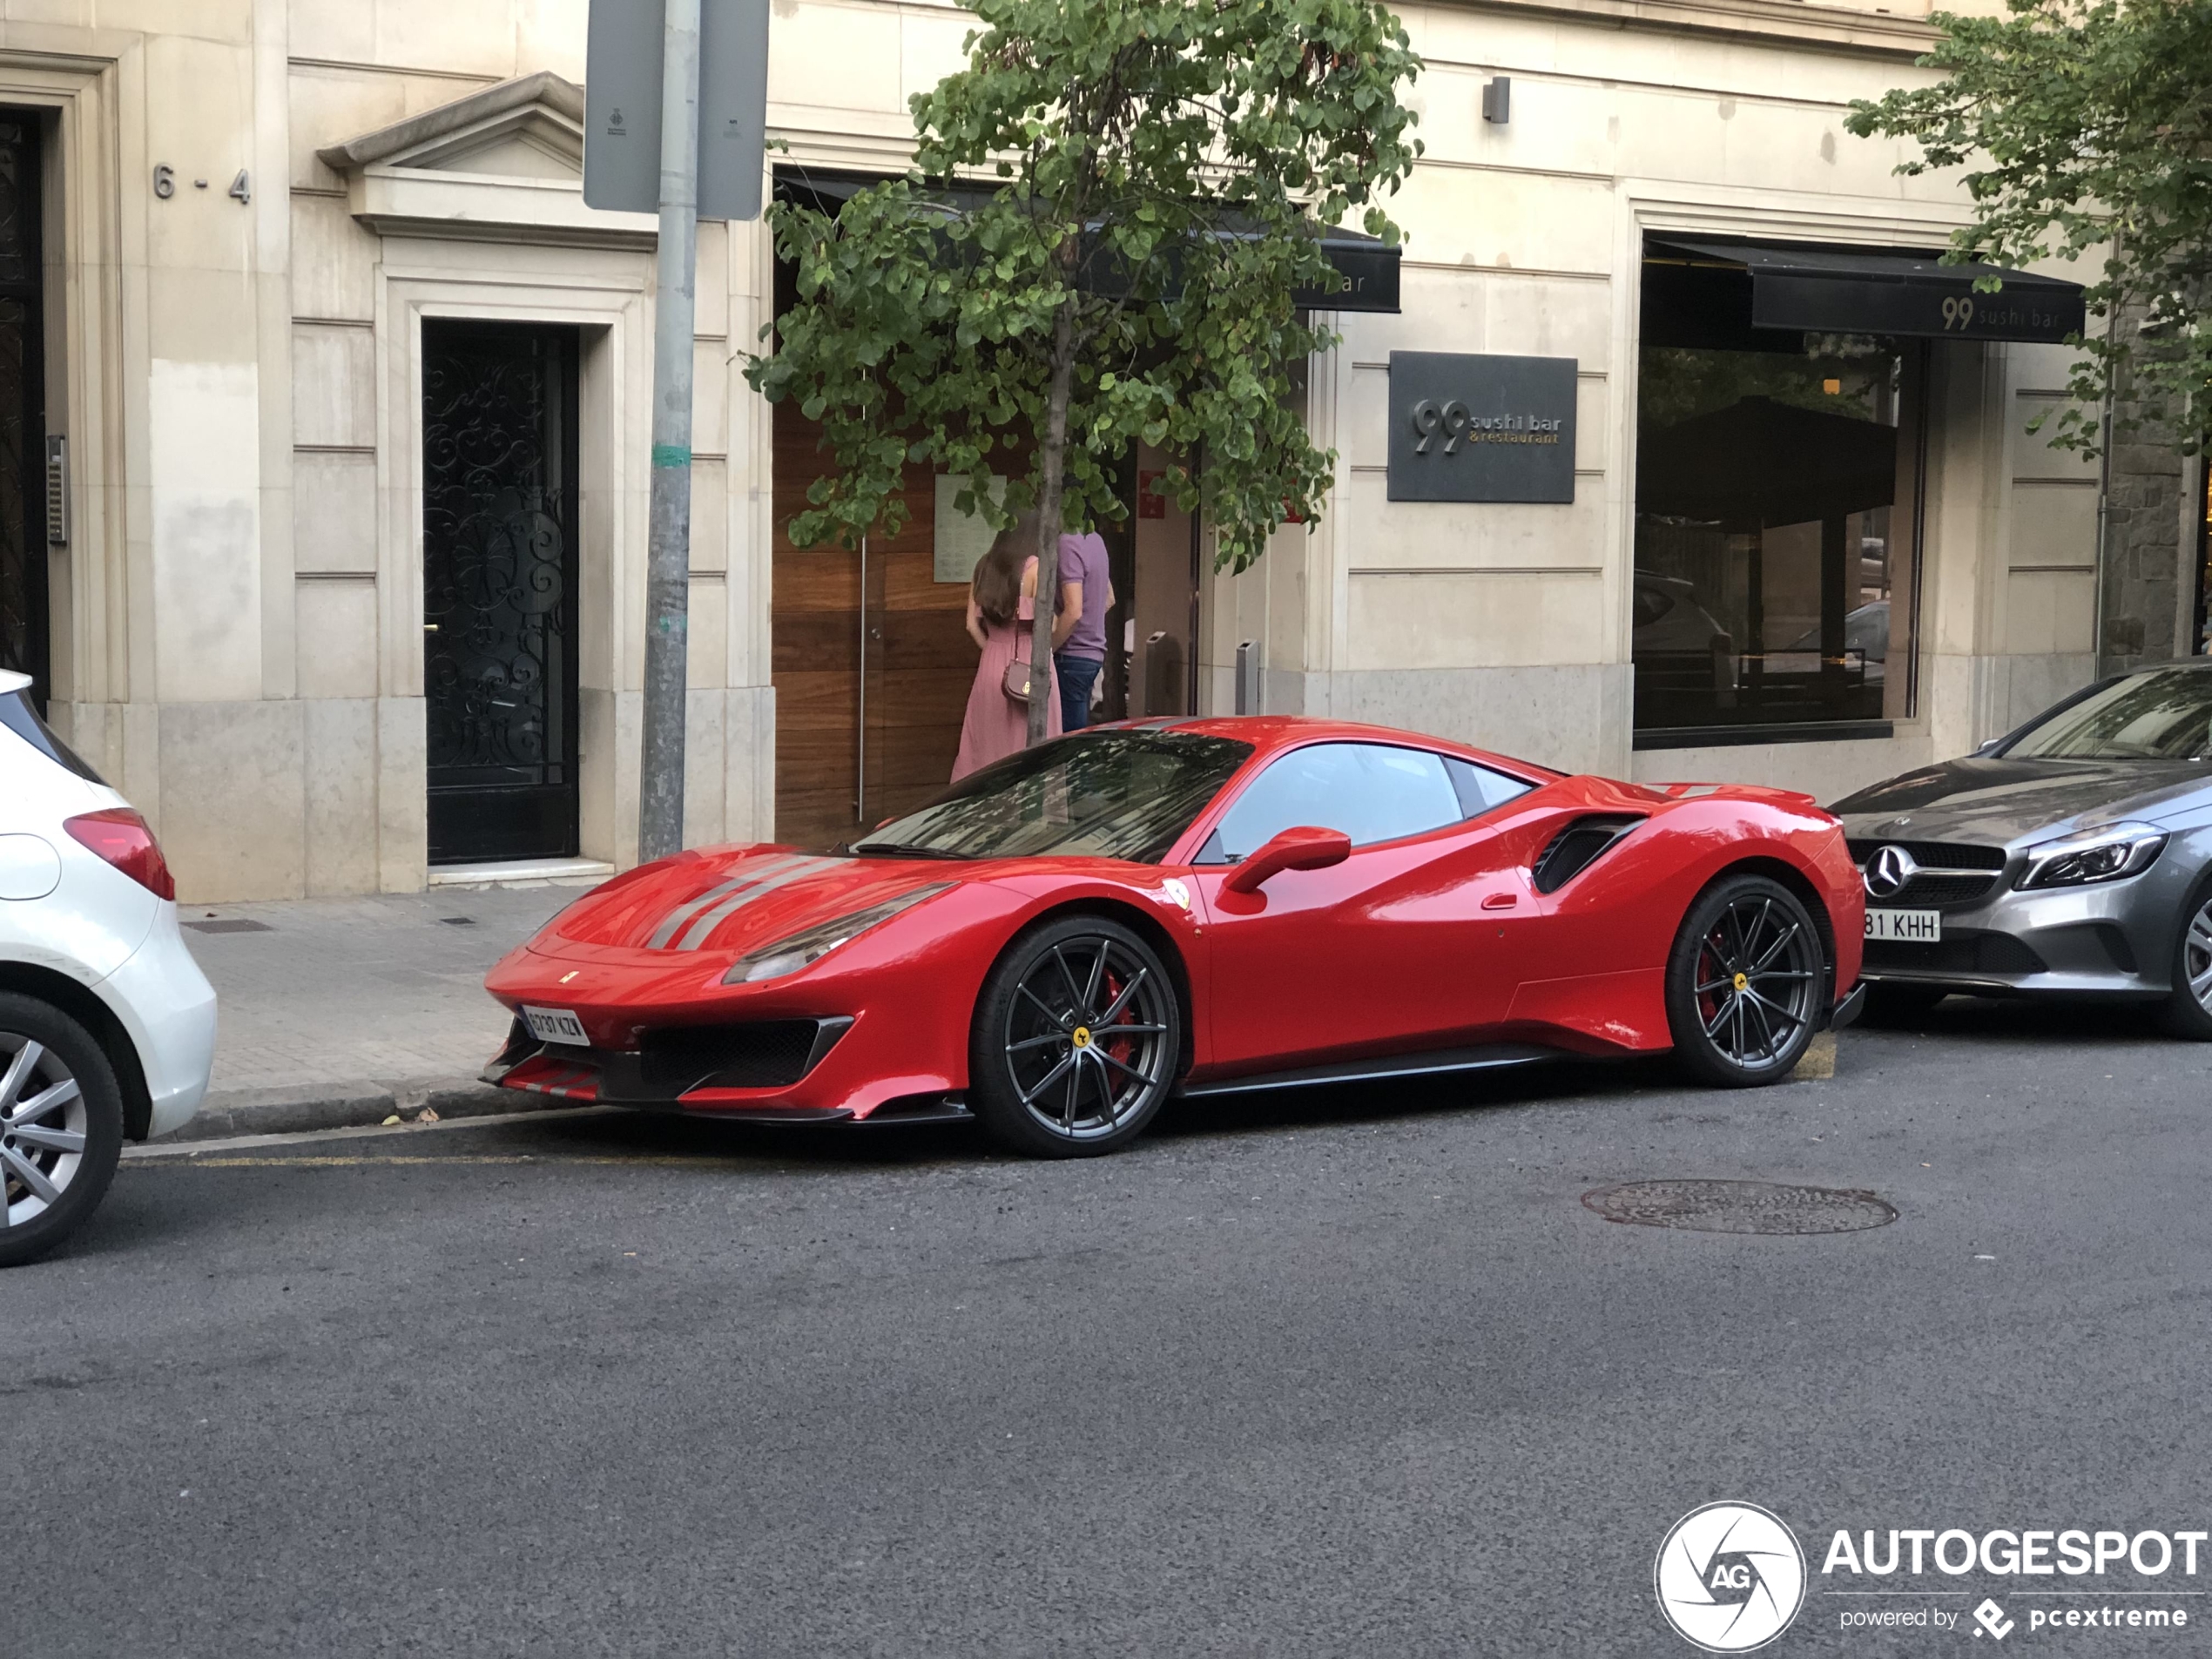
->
xmin=1099 ymin=970 xmax=1133 ymax=1084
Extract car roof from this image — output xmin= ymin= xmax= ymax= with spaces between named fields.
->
xmin=1114 ymin=714 xmax=1566 ymax=781
xmin=0 ymin=669 xmax=26 ymax=695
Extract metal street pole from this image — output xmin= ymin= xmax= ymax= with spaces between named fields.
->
xmin=637 ymin=0 xmax=702 ymax=863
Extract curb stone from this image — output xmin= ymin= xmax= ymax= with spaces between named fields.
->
xmin=149 ymin=1078 xmax=562 ymax=1143
xmin=1793 ymin=1030 xmax=1838 ymax=1082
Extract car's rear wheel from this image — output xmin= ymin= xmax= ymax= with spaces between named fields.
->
xmin=0 ymin=994 xmax=125 ymax=1269
xmin=2159 ymin=882 xmax=2212 ymax=1040
xmin=968 ymin=915 xmax=1181 ymax=1157
xmin=1665 ymin=874 xmax=1825 ymax=1087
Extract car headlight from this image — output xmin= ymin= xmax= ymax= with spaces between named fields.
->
xmin=2018 ymin=821 xmax=2168 ymax=889
xmin=722 ymin=884 xmax=954 ymax=983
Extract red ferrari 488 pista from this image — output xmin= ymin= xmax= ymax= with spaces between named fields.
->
xmin=483 ymin=718 xmax=1865 ymax=1157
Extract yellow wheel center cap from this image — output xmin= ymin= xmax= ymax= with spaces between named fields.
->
xmin=1071 ymin=1026 xmax=1092 ymax=1049
xmin=1732 ymin=971 xmax=1750 ymax=992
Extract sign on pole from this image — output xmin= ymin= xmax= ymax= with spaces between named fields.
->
xmin=584 ymin=0 xmax=771 ymax=221
xmin=697 ymin=0 xmax=771 ymax=220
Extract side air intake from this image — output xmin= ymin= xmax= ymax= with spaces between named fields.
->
xmin=1532 ymin=815 xmax=1646 ymax=894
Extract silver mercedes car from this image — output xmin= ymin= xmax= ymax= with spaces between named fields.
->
xmin=1831 ymin=662 xmax=2212 ymax=1035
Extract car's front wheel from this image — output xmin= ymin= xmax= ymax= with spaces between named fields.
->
xmin=2160 ymin=880 xmax=2212 ymax=1040
xmin=0 ymin=993 xmax=125 ymax=1268
xmin=968 ymin=915 xmax=1182 ymax=1157
xmin=1664 ymin=874 xmax=1825 ymax=1086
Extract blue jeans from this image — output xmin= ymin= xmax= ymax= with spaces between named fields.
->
xmin=1056 ymin=652 xmax=1103 ymax=732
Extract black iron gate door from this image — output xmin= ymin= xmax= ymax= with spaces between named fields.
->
xmin=421 ymin=322 xmax=580 ymax=866
xmin=0 ymin=115 xmax=45 ymax=711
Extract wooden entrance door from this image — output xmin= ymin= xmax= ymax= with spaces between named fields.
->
xmin=772 ymin=411 xmax=974 ymax=847
xmin=770 ymin=410 xmax=1171 ymax=845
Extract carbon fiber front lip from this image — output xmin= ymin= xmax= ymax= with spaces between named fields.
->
xmin=1859 ymin=968 xmax=2160 ymax=999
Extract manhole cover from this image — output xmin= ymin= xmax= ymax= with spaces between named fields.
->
xmin=1581 ymin=1179 xmax=1897 ymax=1235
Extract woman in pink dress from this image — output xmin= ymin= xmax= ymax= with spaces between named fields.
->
xmin=953 ymin=527 xmax=1061 ymax=781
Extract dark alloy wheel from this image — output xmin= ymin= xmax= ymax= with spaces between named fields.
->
xmin=968 ymin=915 xmax=1182 ymax=1157
xmin=0 ymin=993 xmax=125 ymax=1269
xmin=1665 ymin=874 xmax=1826 ymax=1087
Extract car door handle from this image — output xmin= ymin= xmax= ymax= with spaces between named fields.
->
xmin=1481 ymin=893 xmax=1517 ymax=910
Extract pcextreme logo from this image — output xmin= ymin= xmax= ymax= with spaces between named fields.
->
xmin=1656 ymin=1502 xmax=1809 ymax=1653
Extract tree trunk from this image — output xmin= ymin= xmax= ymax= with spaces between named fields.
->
xmin=1027 ymin=299 xmax=1078 ymax=744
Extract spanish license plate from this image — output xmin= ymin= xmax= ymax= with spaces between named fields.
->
xmin=1865 ymin=909 xmax=1941 ymax=943
xmin=522 ymin=1005 xmax=590 ymax=1046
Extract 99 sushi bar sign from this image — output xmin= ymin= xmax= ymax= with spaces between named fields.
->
xmin=1386 ymin=351 xmax=1578 ymax=503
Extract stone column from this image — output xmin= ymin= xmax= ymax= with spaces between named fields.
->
xmin=2098 ymin=306 xmax=2196 ymax=675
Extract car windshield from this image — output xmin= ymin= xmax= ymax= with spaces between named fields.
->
xmin=2004 ymin=668 xmax=2212 ymax=760
xmin=851 ymin=730 xmax=1253 ymax=863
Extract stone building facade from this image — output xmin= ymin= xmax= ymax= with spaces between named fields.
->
xmin=2095 ymin=308 xmax=2202 ymax=676
xmin=0 ymin=0 xmax=2173 ymax=902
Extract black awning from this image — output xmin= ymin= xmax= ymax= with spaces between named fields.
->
xmin=1297 ymin=228 xmax=1399 ymax=314
xmin=1648 ymin=236 xmax=2084 ymax=344
xmin=774 ymin=169 xmax=1399 ymax=314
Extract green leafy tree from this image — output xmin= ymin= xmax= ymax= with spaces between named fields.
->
xmin=1844 ymin=0 xmax=2212 ymax=452
xmin=744 ymin=0 xmax=1422 ymax=739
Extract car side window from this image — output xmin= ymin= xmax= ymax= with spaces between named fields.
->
xmin=1445 ymin=756 xmax=1533 ymax=819
xmin=1206 ymin=743 xmax=1465 ymax=862
xmin=0 ymin=688 xmax=105 ymax=785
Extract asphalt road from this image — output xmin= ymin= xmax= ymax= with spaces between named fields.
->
xmin=10 ymin=1001 xmax=2212 ymax=1656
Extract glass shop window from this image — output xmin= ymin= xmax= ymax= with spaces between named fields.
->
xmin=1633 ymin=247 xmax=1925 ymax=742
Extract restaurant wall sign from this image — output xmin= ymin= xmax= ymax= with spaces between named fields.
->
xmin=1386 ymin=351 xmax=1577 ymax=503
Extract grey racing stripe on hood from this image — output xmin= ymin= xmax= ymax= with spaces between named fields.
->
xmin=672 ymin=856 xmax=841 ymax=951
xmin=644 ymin=854 xmax=813 ymax=950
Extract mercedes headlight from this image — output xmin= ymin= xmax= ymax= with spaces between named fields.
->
xmin=2018 ymin=821 xmax=2168 ymax=889
xmin=722 ymin=884 xmax=954 ymax=983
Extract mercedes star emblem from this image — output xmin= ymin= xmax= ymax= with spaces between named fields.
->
xmin=1865 ymin=844 xmax=1919 ymax=900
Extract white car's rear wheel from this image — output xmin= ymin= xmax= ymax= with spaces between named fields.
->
xmin=0 ymin=994 xmax=125 ymax=1268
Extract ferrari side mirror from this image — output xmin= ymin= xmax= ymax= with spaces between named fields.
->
xmin=1223 ymin=825 xmax=1352 ymax=895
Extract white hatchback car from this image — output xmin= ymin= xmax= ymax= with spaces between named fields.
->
xmin=1 ymin=667 xmax=215 ymax=1265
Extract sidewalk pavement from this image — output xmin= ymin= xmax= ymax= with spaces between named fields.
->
xmin=165 ymin=881 xmax=591 ymax=1140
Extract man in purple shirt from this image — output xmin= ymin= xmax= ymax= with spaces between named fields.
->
xmin=1052 ymin=529 xmax=1113 ymax=731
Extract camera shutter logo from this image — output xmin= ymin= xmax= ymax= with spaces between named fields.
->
xmin=1654 ymin=1502 xmax=1807 ymax=1652
xmin=1865 ymin=844 xmax=1919 ymax=900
